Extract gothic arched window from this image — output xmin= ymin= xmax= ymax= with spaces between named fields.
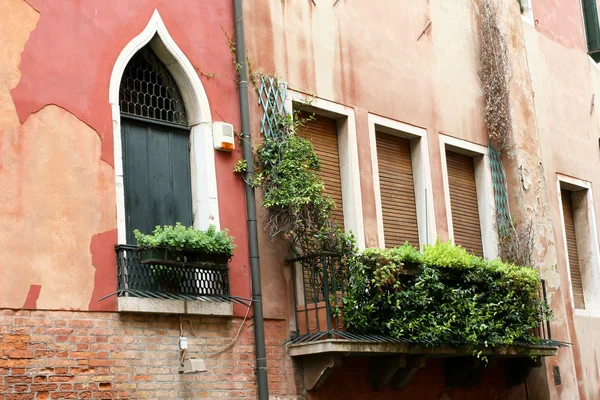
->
xmin=119 ymin=45 xmax=193 ymax=244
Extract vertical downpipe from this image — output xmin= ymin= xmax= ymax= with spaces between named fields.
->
xmin=233 ymin=1 xmax=269 ymax=399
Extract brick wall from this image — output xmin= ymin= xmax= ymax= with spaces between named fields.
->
xmin=0 ymin=309 xmax=304 ymax=399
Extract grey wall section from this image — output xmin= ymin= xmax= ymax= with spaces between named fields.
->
xmin=121 ymin=117 xmax=193 ymax=244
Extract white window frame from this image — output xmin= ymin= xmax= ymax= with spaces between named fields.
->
xmin=520 ymin=0 xmax=534 ymax=25
xmin=556 ymin=174 xmax=600 ymax=316
xmin=109 ymin=10 xmax=220 ymax=246
xmin=285 ymin=91 xmax=365 ymax=250
xmin=367 ymin=114 xmax=436 ymax=248
xmin=439 ymin=135 xmax=498 ymax=259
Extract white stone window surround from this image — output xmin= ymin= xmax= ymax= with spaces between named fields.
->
xmin=285 ymin=90 xmax=366 ymax=250
xmin=109 ymin=10 xmax=220 ymax=246
xmin=439 ymin=135 xmax=498 ymax=259
xmin=520 ymin=0 xmax=535 ymax=25
xmin=367 ymin=114 xmax=436 ymax=248
xmin=109 ymin=10 xmax=230 ymax=316
xmin=556 ymin=174 xmax=600 ymax=316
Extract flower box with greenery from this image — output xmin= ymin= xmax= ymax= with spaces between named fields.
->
xmin=133 ymin=223 xmax=236 ymax=269
xmin=343 ymin=241 xmax=552 ymax=349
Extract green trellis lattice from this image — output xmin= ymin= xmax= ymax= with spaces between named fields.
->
xmin=489 ymin=145 xmax=512 ymax=233
xmin=258 ymin=75 xmax=288 ymax=138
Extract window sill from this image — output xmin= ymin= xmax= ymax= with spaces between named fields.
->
xmin=521 ymin=14 xmax=534 ymax=26
xmin=574 ymin=308 xmax=600 ymax=319
xmin=118 ymin=297 xmax=233 ymax=316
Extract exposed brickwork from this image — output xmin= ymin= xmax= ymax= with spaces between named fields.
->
xmin=0 ymin=309 xmax=304 ymax=399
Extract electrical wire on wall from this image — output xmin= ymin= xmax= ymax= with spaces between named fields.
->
xmin=178 ymin=303 xmax=252 ymax=366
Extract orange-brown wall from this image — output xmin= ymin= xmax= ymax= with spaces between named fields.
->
xmin=0 ymin=0 xmax=250 ymax=313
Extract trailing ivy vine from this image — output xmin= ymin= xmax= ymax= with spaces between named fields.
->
xmin=247 ymin=83 xmax=354 ymax=256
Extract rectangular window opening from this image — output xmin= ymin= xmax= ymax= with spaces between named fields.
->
xmin=561 ymin=188 xmax=587 ymax=310
xmin=297 ymin=111 xmax=345 ymax=229
xmin=376 ymin=131 xmax=419 ymax=248
xmin=446 ymin=150 xmax=484 ymax=257
xmin=582 ymin=0 xmax=600 ymax=61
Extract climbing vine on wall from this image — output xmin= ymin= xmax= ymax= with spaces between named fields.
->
xmin=479 ymin=0 xmax=535 ymax=267
xmin=246 ymin=75 xmax=354 ymax=256
xmin=479 ymin=0 xmax=512 ymax=151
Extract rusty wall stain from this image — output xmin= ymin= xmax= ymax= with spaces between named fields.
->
xmin=88 ymin=229 xmax=118 ymax=311
xmin=21 ymin=284 xmax=41 ymax=309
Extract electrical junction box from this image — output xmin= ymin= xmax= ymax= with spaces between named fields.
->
xmin=213 ymin=122 xmax=235 ymax=151
xmin=180 ymin=358 xmax=207 ymax=374
xmin=178 ymin=336 xmax=188 ymax=350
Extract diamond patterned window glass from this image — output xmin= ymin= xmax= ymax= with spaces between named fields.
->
xmin=119 ymin=46 xmax=188 ymax=126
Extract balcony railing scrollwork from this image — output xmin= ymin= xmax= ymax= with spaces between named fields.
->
xmin=115 ymin=244 xmax=230 ymax=301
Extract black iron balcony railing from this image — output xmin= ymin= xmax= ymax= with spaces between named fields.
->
xmin=289 ymin=252 xmax=349 ymax=336
xmin=288 ymin=252 xmax=555 ymax=345
xmin=115 ymin=245 xmax=230 ymax=299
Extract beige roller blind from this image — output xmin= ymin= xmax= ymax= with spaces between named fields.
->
xmin=446 ymin=150 xmax=484 ymax=257
xmin=376 ymin=132 xmax=419 ymax=248
xmin=297 ymin=112 xmax=344 ymax=228
xmin=561 ymin=189 xmax=585 ymax=309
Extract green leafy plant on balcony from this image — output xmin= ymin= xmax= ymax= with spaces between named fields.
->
xmin=253 ymin=106 xmax=353 ymax=256
xmin=133 ymin=224 xmax=236 ymax=289
xmin=343 ymin=241 xmax=551 ymax=348
xmin=134 ymin=223 xmax=236 ymax=258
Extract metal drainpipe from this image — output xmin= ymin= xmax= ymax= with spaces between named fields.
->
xmin=233 ymin=1 xmax=269 ymax=399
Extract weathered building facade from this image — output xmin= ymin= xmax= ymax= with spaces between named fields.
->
xmin=1 ymin=0 xmax=600 ymax=399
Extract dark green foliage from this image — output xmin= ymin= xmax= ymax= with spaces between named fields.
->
xmin=134 ymin=223 xmax=236 ymax=257
xmin=254 ymin=107 xmax=353 ymax=256
xmin=258 ymin=113 xmax=334 ymax=229
xmin=343 ymin=241 xmax=551 ymax=347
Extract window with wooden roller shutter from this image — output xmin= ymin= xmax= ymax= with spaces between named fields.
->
xmin=561 ymin=189 xmax=586 ymax=309
xmin=446 ymin=151 xmax=484 ymax=257
xmin=297 ymin=112 xmax=345 ymax=228
xmin=376 ymin=132 xmax=419 ymax=248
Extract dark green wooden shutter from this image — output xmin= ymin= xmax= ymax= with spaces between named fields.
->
xmin=583 ymin=0 xmax=600 ymax=61
xmin=122 ymin=117 xmax=193 ymax=244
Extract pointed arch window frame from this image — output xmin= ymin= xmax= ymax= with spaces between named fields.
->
xmin=109 ymin=10 xmax=220 ymax=245
xmin=119 ymin=45 xmax=189 ymax=126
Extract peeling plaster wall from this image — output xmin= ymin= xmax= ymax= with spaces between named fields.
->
xmin=523 ymin=1 xmax=600 ymax=397
xmin=245 ymin=0 xmax=598 ymax=398
xmin=0 ymin=0 xmax=250 ymax=314
xmin=245 ymin=0 xmax=488 ymax=320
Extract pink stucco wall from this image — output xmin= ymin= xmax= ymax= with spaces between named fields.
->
xmin=526 ymin=1 xmax=600 ymax=398
xmin=243 ymin=0 xmax=598 ymax=398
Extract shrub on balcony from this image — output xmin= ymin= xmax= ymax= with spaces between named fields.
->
xmin=343 ymin=241 xmax=550 ymax=347
xmin=133 ymin=223 xmax=236 ymax=258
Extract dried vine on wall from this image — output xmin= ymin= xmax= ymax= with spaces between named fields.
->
xmin=479 ymin=0 xmax=512 ymax=151
xmin=479 ymin=0 xmax=534 ymax=267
